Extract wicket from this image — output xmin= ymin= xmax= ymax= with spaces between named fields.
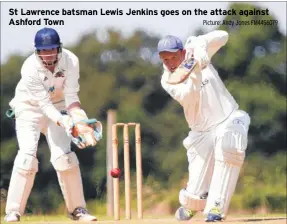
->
xmin=112 ymin=122 xmax=143 ymax=220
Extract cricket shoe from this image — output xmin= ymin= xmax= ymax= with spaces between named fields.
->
xmin=4 ymin=211 xmax=20 ymax=222
xmin=205 ymin=207 xmax=223 ymax=222
xmin=175 ymin=206 xmax=196 ymax=221
xmin=69 ymin=207 xmax=97 ymax=222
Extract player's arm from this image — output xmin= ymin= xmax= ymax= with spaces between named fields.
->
xmin=63 ymin=54 xmax=88 ymax=122
xmin=64 ymin=54 xmax=103 ymax=147
xmin=194 ymin=30 xmax=229 ymax=59
xmin=161 ymin=70 xmax=201 ymax=104
xmin=184 ymin=30 xmax=228 ymax=69
xmin=21 ymin=65 xmax=75 ymax=139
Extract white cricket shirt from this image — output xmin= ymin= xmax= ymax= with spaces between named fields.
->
xmin=9 ymin=48 xmax=80 ymax=123
xmin=161 ymin=31 xmax=239 ymax=131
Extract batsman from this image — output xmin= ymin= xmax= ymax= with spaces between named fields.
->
xmin=4 ymin=27 xmax=102 ymax=222
xmin=158 ymin=30 xmax=251 ymax=222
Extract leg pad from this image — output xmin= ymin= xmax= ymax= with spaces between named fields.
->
xmin=5 ymin=153 xmax=38 ymax=215
xmin=51 ymin=152 xmax=86 ymax=213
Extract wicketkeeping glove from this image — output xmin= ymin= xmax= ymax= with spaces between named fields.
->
xmin=6 ymin=108 xmax=15 ymax=119
xmin=71 ymin=118 xmax=103 ymax=149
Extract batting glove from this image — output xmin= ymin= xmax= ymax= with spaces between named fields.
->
xmin=185 ymin=37 xmax=209 ymax=70
xmin=193 ymin=46 xmax=210 ymax=70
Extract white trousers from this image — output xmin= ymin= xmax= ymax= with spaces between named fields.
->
xmin=182 ymin=109 xmax=250 ymax=217
xmin=14 ymin=101 xmax=71 ymax=161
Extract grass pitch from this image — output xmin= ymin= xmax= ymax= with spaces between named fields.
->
xmin=1 ymin=214 xmax=285 ymax=224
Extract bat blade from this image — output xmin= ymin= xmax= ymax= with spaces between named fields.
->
xmin=167 ymin=57 xmax=198 ymax=85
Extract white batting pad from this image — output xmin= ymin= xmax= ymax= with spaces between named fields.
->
xmin=215 ymin=130 xmax=247 ymax=166
xmin=51 ymin=152 xmax=86 ymax=213
xmin=5 ymin=153 xmax=38 ymax=215
xmin=204 ymin=160 xmax=241 ymax=217
xmin=179 ymin=189 xmax=206 ymax=211
xmin=204 ymin=112 xmax=250 ymax=217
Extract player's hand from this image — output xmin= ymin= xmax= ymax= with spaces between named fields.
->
xmin=193 ymin=46 xmax=209 ymax=70
xmin=71 ymin=119 xmax=103 ymax=149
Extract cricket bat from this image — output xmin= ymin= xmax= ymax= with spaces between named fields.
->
xmin=166 ymin=57 xmax=200 ymax=85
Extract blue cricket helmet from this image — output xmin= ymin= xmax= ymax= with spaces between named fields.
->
xmin=34 ymin=27 xmax=62 ymax=50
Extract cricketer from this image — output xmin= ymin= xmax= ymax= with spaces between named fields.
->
xmin=4 ymin=27 xmax=102 ymax=222
xmin=158 ymin=30 xmax=251 ymax=222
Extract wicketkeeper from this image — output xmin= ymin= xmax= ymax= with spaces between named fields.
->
xmin=4 ymin=27 xmax=102 ymax=222
xmin=158 ymin=30 xmax=251 ymax=222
